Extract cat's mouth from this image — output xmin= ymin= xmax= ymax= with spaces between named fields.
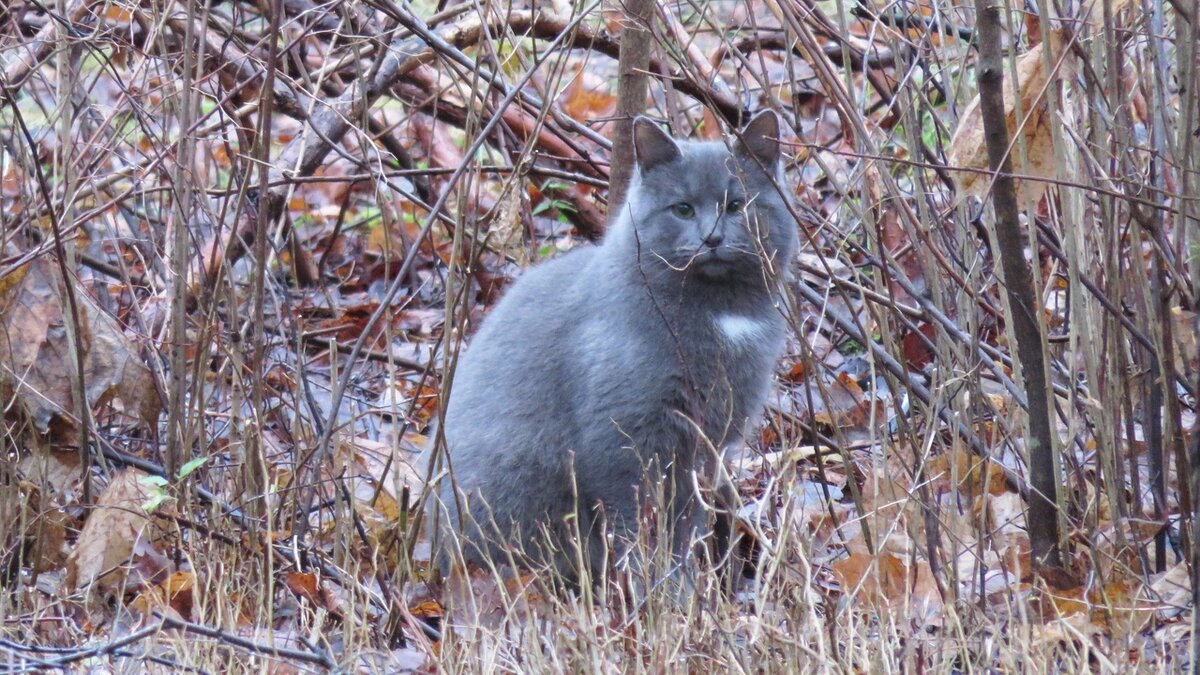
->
xmin=673 ymin=246 xmax=758 ymax=278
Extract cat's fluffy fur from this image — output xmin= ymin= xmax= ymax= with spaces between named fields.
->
xmin=432 ymin=112 xmax=796 ymax=582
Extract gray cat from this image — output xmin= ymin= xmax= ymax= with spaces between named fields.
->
xmin=431 ymin=111 xmax=796 ymax=584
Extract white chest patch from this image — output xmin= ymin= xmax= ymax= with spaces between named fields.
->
xmin=717 ymin=314 xmax=770 ymax=347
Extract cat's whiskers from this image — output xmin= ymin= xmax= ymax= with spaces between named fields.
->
xmin=672 ymin=244 xmax=760 ymax=266
xmin=654 ymin=250 xmax=695 ymax=272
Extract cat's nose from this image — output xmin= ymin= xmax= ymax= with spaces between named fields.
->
xmin=703 ymin=229 xmax=724 ymax=248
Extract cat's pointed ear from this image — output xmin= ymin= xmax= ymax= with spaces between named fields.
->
xmin=633 ymin=117 xmax=681 ymax=172
xmin=735 ymin=110 xmax=782 ymax=167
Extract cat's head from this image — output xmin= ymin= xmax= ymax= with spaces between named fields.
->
xmin=619 ymin=111 xmax=796 ymax=285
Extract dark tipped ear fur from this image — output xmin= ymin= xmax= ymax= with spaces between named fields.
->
xmin=735 ymin=110 xmax=781 ymax=167
xmin=633 ymin=117 xmax=681 ymax=172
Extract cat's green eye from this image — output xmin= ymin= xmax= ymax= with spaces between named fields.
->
xmin=671 ymin=202 xmax=695 ymax=218
xmin=726 ymin=199 xmax=745 ymax=213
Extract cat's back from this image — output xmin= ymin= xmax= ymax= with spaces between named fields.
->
xmin=445 ymin=245 xmax=605 ymax=436
xmin=457 ymin=244 xmax=600 ymax=359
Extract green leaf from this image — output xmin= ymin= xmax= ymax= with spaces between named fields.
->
xmin=178 ymin=456 xmax=209 ymax=480
xmin=142 ymin=492 xmax=168 ymax=514
xmin=140 ymin=474 xmax=169 ymax=488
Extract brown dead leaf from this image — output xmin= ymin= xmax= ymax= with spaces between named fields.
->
xmin=996 ymin=533 xmax=1034 ymax=583
xmin=1172 ymin=307 xmax=1198 ymax=375
xmin=900 ymin=323 xmax=937 ymax=370
xmin=161 ymin=570 xmax=196 ymax=618
xmin=32 ymin=502 xmax=72 ymax=573
xmin=1151 ymin=562 xmax=1191 ymax=619
xmin=82 ymin=295 xmax=161 ymax=428
xmin=12 ymin=480 xmax=73 ymax=572
xmin=927 ymin=448 xmax=1010 ymax=498
xmin=782 ymin=360 xmax=807 ymax=383
xmin=1040 ymin=577 xmax=1155 ymax=644
xmin=1033 ymin=612 xmax=1110 ymax=666
xmin=129 ymin=585 xmax=176 ymax=621
xmin=337 ymin=435 xmax=422 ymax=513
xmin=0 ymin=258 xmax=160 ymax=437
xmin=989 ymin=491 xmax=1027 ymax=535
xmin=445 ymin=563 xmax=547 ymax=632
xmin=1083 ymin=0 xmax=1137 ymax=28
xmin=411 ymin=113 xmax=465 ymax=174
xmin=947 ymin=30 xmax=1074 ymax=205
xmin=321 ymin=434 xmax=424 ymax=557
xmin=410 ymin=599 xmax=443 ymax=620
xmin=101 ymin=5 xmax=133 ymax=23
xmin=131 ymin=570 xmax=195 ymax=621
xmin=1090 ymin=578 xmax=1155 ymax=636
xmin=855 ymin=461 xmax=925 ymax=553
xmin=744 ymin=445 xmax=842 ymax=476
xmin=802 ymin=372 xmax=869 ymax=431
xmin=0 ymin=261 xmax=28 ymax=297
xmin=283 ymin=571 xmax=322 ymax=606
xmin=0 ymin=258 xmax=62 ymax=431
xmin=66 ymin=470 xmax=169 ymax=595
xmin=18 ymin=450 xmax=85 ymax=501
xmin=834 ymin=551 xmax=942 ymax=621
xmin=560 ymin=68 xmax=616 ymax=124
xmin=366 ymin=199 xmax=431 ymax=262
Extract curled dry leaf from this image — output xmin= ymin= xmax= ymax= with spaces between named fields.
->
xmin=0 ymin=258 xmax=160 ymax=436
xmin=281 ymin=571 xmax=343 ymax=618
xmin=947 ymin=30 xmax=1074 ymax=205
xmin=65 ymin=469 xmax=169 ymax=595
